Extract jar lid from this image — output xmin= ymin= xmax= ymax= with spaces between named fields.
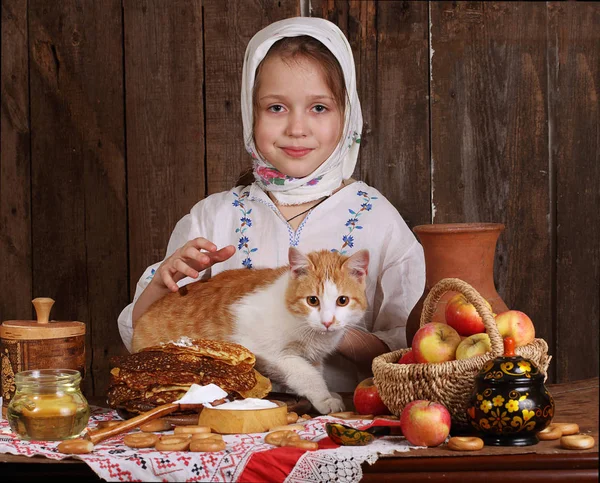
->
xmin=476 ymin=337 xmax=543 ymax=384
xmin=1 ymin=298 xmax=85 ymax=340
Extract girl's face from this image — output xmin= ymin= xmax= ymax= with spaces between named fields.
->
xmin=253 ymin=55 xmax=343 ymax=179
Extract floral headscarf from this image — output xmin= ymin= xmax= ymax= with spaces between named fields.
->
xmin=241 ymin=17 xmax=363 ymax=205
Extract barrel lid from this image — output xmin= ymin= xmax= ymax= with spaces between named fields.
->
xmin=1 ymin=298 xmax=85 ymax=340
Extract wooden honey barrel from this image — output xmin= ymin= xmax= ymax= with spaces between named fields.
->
xmin=1 ymin=298 xmax=85 ymax=417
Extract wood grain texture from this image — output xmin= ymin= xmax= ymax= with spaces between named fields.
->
xmin=124 ymin=0 xmax=205 ymax=294
xmin=0 ymin=0 xmax=32 ymax=322
xmin=310 ymin=0 xmax=431 ymax=228
xmin=548 ymin=2 xmax=599 ymax=382
xmin=429 ymin=2 xmax=554 ymax=379
xmin=203 ymin=0 xmax=299 ymax=195
xmin=28 ymin=0 xmax=128 ymax=394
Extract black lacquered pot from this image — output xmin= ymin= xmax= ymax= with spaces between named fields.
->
xmin=466 ymin=337 xmax=554 ymax=446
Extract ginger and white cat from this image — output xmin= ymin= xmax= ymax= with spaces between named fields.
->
xmin=132 ymin=247 xmax=369 ymax=414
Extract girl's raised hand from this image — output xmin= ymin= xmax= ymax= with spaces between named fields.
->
xmin=153 ymin=238 xmax=235 ymax=292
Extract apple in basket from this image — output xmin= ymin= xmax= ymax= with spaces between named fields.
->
xmin=445 ymin=293 xmax=493 ymax=336
xmin=353 ymin=377 xmax=391 ymax=416
xmin=494 ymin=310 xmax=535 ymax=347
xmin=397 ymin=350 xmax=416 ymax=364
xmin=400 ymin=400 xmax=451 ymax=447
xmin=455 ymin=333 xmax=491 ymax=360
xmin=412 ymin=322 xmax=461 ymax=363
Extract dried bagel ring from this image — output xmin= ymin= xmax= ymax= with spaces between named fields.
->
xmin=560 ymin=435 xmax=595 ymax=450
xmin=447 ymin=436 xmax=484 ymax=451
xmin=189 ymin=439 xmax=227 ymax=452
xmin=265 ymin=430 xmax=299 ymax=446
xmin=174 ymin=425 xmax=211 ymax=435
xmin=282 ymin=439 xmax=319 ymax=450
xmin=191 ymin=432 xmax=224 ymax=441
xmin=538 ymin=424 xmax=562 ymax=441
xmin=553 ymin=422 xmax=579 ymax=436
xmin=269 ymin=424 xmax=305 ymax=432
xmin=155 ymin=434 xmax=192 ymax=452
xmin=123 ymin=432 xmax=159 ymax=449
xmin=140 ymin=419 xmax=173 ymax=433
xmin=57 ymin=439 xmax=94 ymax=454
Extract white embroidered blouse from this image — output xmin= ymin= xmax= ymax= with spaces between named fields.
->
xmin=118 ymin=181 xmax=426 ymax=391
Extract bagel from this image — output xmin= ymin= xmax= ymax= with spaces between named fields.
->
xmin=191 ymin=432 xmax=223 ymax=441
xmin=155 ymin=434 xmax=192 ymax=451
xmin=123 ymin=432 xmax=159 ymax=449
xmin=57 ymin=439 xmax=94 ymax=454
xmin=560 ymin=435 xmax=595 ymax=450
xmin=189 ymin=439 xmax=227 ymax=452
xmin=447 ymin=436 xmax=484 ymax=451
xmin=174 ymin=425 xmax=211 ymax=434
xmin=140 ymin=419 xmax=173 ymax=433
xmin=538 ymin=424 xmax=563 ymax=441
xmin=553 ymin=422 xmax=579 ymax=436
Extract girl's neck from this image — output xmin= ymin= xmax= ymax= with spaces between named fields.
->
xmin=266 ymin=179 xmax=354 ymax=230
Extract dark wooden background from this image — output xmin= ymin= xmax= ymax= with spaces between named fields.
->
xmin=1 ymin=1 xmax=598 ymax=397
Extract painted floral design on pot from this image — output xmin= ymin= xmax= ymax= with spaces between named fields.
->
xmin=467 ymin=337 xmax=554 ymax=446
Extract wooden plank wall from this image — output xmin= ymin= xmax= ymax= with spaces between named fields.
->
xmin=1 ymin=1 xmax=598 ymax=397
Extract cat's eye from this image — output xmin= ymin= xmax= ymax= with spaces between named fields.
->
xmin=337 ymin=296 xmax=349 ymax=307
xmin=306 ymin=296 xmax=320 ymax=307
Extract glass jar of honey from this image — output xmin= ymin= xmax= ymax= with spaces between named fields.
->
xmin=7 ymin=369 xmax=90 ymax=441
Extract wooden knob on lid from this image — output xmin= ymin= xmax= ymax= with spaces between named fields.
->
xmin=32 ymin=297 xmax=55 ymax=324
xmin=503 ymin=337 xmax=515 ymax=357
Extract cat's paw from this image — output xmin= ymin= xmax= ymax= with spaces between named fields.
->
xmin=312 ymin=393 xmax=346 ymax=415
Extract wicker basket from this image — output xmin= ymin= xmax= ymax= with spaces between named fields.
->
xmin=372 ymin=278 xmax=551 ymax=427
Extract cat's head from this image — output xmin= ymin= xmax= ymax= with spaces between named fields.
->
xmin=285 ymin=247 xmax=369 ymax=333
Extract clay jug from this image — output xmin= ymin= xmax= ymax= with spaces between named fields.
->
xmin=406 ymin=223 xmax=509 ymax=345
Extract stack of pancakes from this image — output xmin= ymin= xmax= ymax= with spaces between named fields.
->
xmin=107 ymin=337 xmax=271 ymax=414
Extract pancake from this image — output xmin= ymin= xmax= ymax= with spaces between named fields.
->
xmin=110 ymin=367 xmax=258 ymax=392
xmin=110 ymin=352 xmax=253 ymax=378
xmin=143 ymin=337 xmax=256 ymax=366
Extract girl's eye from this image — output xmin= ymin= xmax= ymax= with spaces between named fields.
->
xmin=312 ymin=104 xmax=327 ymax=113
xmin=307 ymin=296 xmax=320 ymax=307
xmin=336 ymin=296 xmax=349 ymax=307
xmin=268 ymin=105 xmax=285 ymax=113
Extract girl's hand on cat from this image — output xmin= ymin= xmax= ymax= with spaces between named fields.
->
xmin=153 ymin=238 xmax=236 ymax=292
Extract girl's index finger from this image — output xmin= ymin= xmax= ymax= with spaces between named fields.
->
xmin=191 ymin=237 xmax=217 ymax=252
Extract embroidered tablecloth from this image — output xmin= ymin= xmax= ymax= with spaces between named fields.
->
xmin=0 ymin=406 xmax=420 ymax=482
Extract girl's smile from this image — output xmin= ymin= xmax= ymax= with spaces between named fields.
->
xmin=280 ymin=146 xmax=314 ymax=158
xmin=253 ymin=55 xmax=343 ymax=179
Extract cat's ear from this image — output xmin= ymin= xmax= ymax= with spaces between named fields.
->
xmin=343 ymin=249 xmax=369 ymax=282
xmin=289 ymin=247 xmax=313 ymax=279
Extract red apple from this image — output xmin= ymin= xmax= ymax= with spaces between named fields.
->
xmin=495 ymin=310 xmax=535 ymax=347
xmin=445 ymin=293 xmax=492 ymax=336
xmin=455 ymin=333 xmax=491 ymax=360
xmin=412 ymin=322 xmax=461 ymax=363
xmin=400 ymin=400 xmax=451 ymax=447
xmin=398 ymin=350 xmax=416 ymax=364
xmin=353 ymin=377 xmax=390 ymax=416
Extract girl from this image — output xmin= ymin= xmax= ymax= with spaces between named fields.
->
xmin=118 ymin=17 xmax=425 ymax=392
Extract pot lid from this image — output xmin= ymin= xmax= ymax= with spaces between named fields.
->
xmin=475 ymin=337 xmax=543 ymax=384
xmin=1 ymin=298 xmax=85 ymax=339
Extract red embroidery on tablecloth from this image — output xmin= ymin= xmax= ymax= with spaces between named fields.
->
xmin=97 ymin=458 xmax=135 ymax=482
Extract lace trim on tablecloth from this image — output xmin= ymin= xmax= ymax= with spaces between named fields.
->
xmin=285 ymin=436 xmax=419 ymax=483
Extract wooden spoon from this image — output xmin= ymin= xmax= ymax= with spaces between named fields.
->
xmin=86 ymin=402 xmax=204 ymax=445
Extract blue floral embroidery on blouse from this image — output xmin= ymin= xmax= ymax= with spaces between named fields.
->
xmin=233 ymin=191 xmax=257 ymax=268
xmin=145 ymin=268 xmax=156 ymax=281
xmin=332 ymin=189 xmax=377 ymax=255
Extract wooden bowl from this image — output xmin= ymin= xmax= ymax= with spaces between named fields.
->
xmin=198 ymin=400 xmax=287 ymax=434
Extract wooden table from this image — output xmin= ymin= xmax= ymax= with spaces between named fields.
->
xmin=1 ymin=378 xmax=597 ymax=482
